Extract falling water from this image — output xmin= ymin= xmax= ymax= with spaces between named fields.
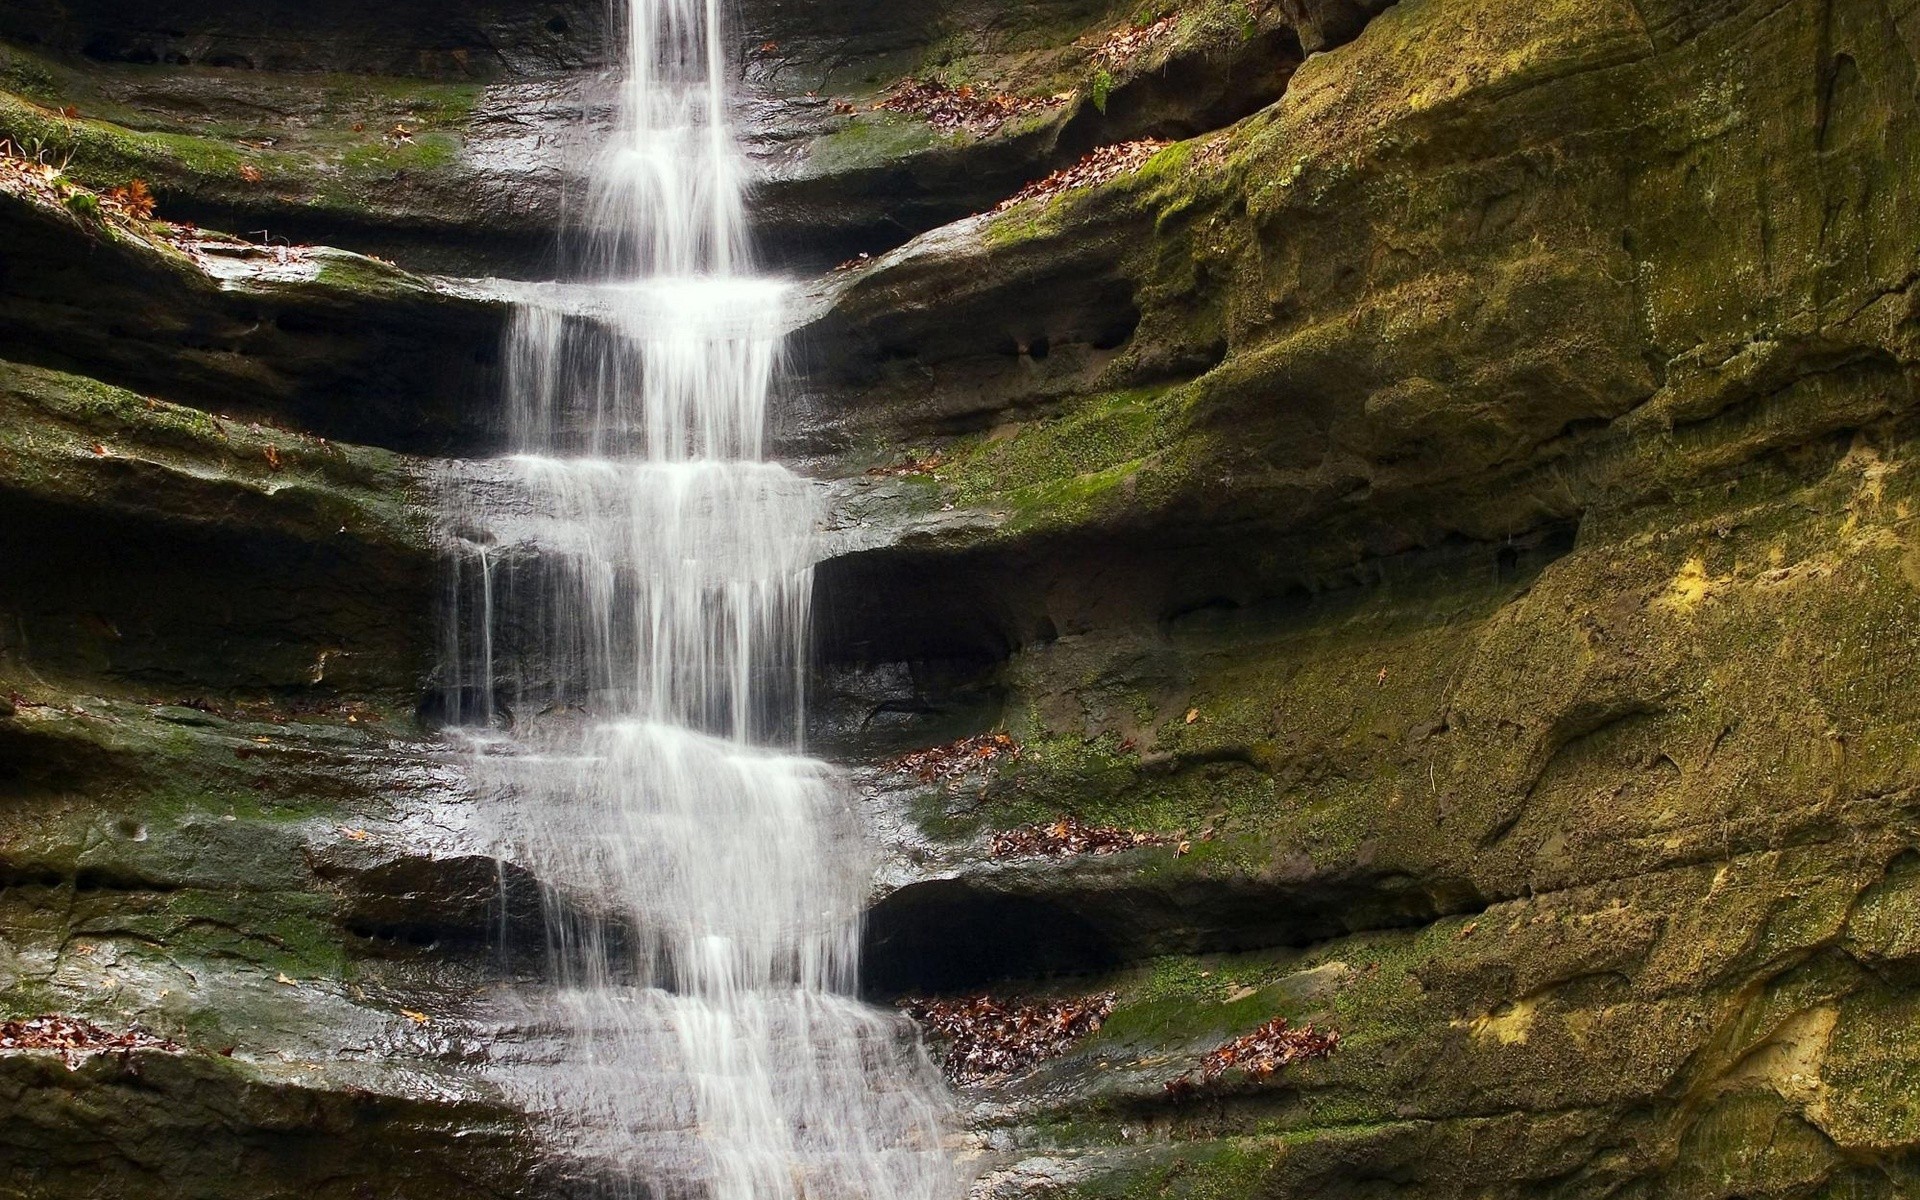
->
xmin=439 ymin=1 xmax=956 ymax=1195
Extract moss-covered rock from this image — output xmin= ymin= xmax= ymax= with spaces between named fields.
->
xmin=750 ymin=0 xmax=1320 ymax=264
xmin=0 ymin=683 xmax=555 ymax=1197
xmin=0 ymin=359 xmax=438 ymax=696
xmin=800 ymin=0 xmax=1917 ymax=571
xmin=807 ymin=0 xmax=1920 ymax=1194
xmin=0 ymin=169 xmax=509 ymax=453
xmin=0 ymin=45 xmax=567 ymax=274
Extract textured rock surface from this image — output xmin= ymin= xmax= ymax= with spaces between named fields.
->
xmin=803 ymin=0 xmax=1920 ymax=1194
xmin=0 ymin=0 xmax=1383 ymax=272
xmin=2 ymin=0 xmax=1919 ymax=1195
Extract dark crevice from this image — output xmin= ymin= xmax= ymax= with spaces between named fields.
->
xmin=861 ymin=867 xmax=1491 ymax=999
xmin=73 ymin=867 xmax=183 ymax=895
xmin=862 ymin=883 xmax=1125 ymax=996
xmin=815 ymin=518 xmax=1581 ymax=677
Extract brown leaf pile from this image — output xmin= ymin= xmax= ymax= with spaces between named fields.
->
xmin=104 ymin=178 xmax=155 ymax=219
xmin=902 ymin=993 xmax=1115 ymax=1083
xmin=1087 ymin=14 xmax=1180 ymax=69
xmin=989 ymin=815 xmax=1173 ymax=859
xmin=0 ymin=140 xmax=85 ymax=212
xmin=877 ymin=78 xmax=1064 ymax=135
xmin=887 ymin=732 xmax=1020 ymax=789
xmin=996 ymin=139 xmax=1171 ymax=212
xmin=0 ymin=1015 xmax=181 ymax=1068
xmin=1164 ymin=1016 xmax=1339 ymax=1096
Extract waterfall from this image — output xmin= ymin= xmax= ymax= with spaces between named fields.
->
xmin=438 ymin=1 xmax=957 ymax=1196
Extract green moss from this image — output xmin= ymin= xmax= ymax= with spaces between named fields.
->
xmin=310 ymin=248 xmax=430 ymax=298
xmin=0 ymin=71 xmax=485 ymax=230
xmin=807 ymin=113 xmax=950 ymax=176
xmin=1083 ymin=1139 xmax=1291 ymax=1200
xmin=982 ymin=203 xmax=1059 ymax=248
xmin=99 ymin=887 xmax=350 ymax=977
xmin=0 ymin=46 xmax=56 ymax=101
xmin=339 ymin=131 xmax=457 ymax=172
xmin=1092 ymin=954 xmax=1297 ymax=1048
xmin=0 ymin=89 xmax=243 ymax=183
xmin=0 ymin=359 xmax=425 ymax=549
xmin=943 ymin=385 xmax=1182 ymax=530
xmin=1818 ymin=986 xmax=1920 ymax=1148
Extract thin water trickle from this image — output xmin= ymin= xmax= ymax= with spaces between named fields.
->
xmin=439 ymin=0 xmax=957 ymax=1195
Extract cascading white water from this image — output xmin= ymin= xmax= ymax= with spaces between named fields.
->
xmin=439 ymin=2 xmax=956 ymax=1196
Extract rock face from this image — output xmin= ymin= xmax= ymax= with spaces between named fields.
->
xmin=2 ymin=0 xmax=1919 ymax=1197
xmin=810 ymin=0 xmax=1920 ymax=1194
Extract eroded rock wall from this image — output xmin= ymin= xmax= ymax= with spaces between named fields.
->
xmin=810 ymin=0 xmax=1920 ymax=1195
xmin=0 ymin=0 xmax=1914 ymax=1196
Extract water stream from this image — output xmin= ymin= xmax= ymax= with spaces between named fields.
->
xmin=439 ymin=0 xmax=956 ymax=1195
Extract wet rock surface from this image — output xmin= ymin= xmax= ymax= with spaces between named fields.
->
xmin=795 ymin=0 xmax=1920 ymax=1193
xmin=2 ymin=0 xmax=1919 ymax=1195
xmin=0 ymin=179 xmax=510 ymax=453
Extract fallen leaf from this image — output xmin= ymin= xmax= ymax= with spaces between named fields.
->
xmin=1084 ymin=13 xmax=1180 ymax=70
xmin=105 ymin=178 xmax=155 ymax=219
xmin=886 ymin=732 xmax=1021 ymax=790
xmin=995 ymin=139 xmax=1170 ymax=212
xmin=275 ymin=972 xmax=297 ymax=986
xmin=1165 ymin=1017 xmax=1339 ymax=1097
xmin=902 ymin=992 xmax=1113 ymax=1083
xmin=992 ymin=816 xmax=1175 ymax=859
xmin=399 ymin=1009 xmax=431 ymax=1026
xmin=338 ymin=826 xmax=370 ymax=841
xmin=877 ymin=76 xmax=1065 ymax=135
xmin=0 ymin=1014 xmax=180 ymax=1068
xmin=238 ymin=163 xmax=263 ymax=183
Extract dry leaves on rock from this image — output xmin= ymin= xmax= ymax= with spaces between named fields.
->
xmin=876 ymin=78 xmax=1066 ymax=135
xmin=104 ymin=178 xmax=156 ymax=219
xmin=902 ymin=993 xmax=1115 ymax=1083
xmin=887 ymin=732 xmax=1020 ymax=790
xmin=1164 ymin=1016 xmax=1339 ymax=1097
xmin=996 ymin=139 xmax=1171 ymax=212
xmin=989 ymin=815 xmax=1173 ymax=859
xmin=0 ymin=146 xmax=69 ymax=205
xmin=1085 ymin=14 xmax=1180 ymax=69
xmin=0 ymin=1015 xmax=181 ymax=1069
